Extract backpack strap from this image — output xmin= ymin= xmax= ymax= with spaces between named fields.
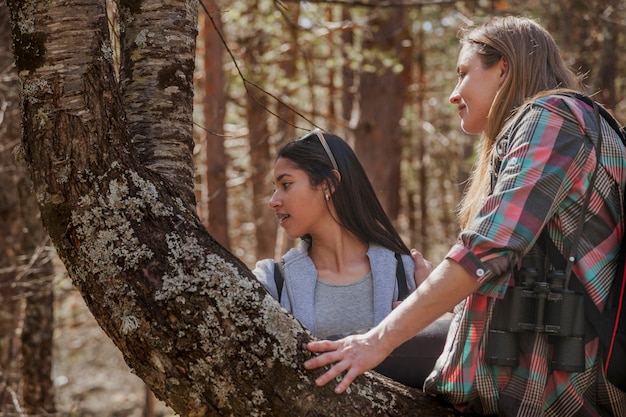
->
xmin=563 ymin=97 xmax=604 ymax=284
xmin=395 ymin=253 xmax=409 ymax=301
xmin=545 ymin=235 xmax=626 ymax=389
xmin=545 ymin=94 xmax=626 ymax=389
xmin=273 ymin=260 xmax=285 ymax=300
xmin=564 ymin=92 xmax=626 ymax=144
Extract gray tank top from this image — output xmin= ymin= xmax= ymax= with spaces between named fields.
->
xmin=314 ymin=271 xmax=375 ymax=339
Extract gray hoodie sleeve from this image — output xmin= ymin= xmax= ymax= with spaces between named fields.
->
xmin=252 ymin=258 xmax=279 ymax=300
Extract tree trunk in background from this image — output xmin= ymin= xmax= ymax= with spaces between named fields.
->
xmin=274 ymin=4 xmax=300 ymax=259
xmin=410 ymin=16 xmax=428 ymax=254
xmin=0 ymin=7 xmax=22 ymax=411
xmin=248 ymin=87 xmax=275 ymax=261
xmin=341 ymin=7 xmax=356 ymax=140
xmin=354 ymin=7 xmax=410 ymax=221
xmin=20 ymin=251 xmax=55 ymax=415
xmin=201 ymin=1 xmax=230 ymax=250
xmin=0 ymin=81 xmax=22 ymax=410
xmin=0 ymin=3 xmax=55 ymax=414
xmin=545 ymin=0 xmax=620 ymax=111
xmin=596 ymin=0 xmax=619 ymax=109
xmin=245 ymin=29 xmax=276 ymax=261
xmin=5 ymin=0 xmax=468 ymax=414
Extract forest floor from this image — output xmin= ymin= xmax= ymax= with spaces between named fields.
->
xmin=53 ymin=274 xmax=176 ymax=417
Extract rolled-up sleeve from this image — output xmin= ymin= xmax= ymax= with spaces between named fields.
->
xmin=446 ymin=241 xmax=515 ymax=297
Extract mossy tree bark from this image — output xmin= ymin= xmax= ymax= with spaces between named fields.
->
xmin=5 ymin=0 xmax=463 ymax=415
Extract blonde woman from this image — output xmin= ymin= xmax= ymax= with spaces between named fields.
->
xmin=305 ymin=16 xmax=626 ymax=416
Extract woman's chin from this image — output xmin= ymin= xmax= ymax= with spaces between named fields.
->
xmin=460 ymin=119 xmax=486 ymax=135
xmin=461 ymin=125 xmax=482 ymax=135
xmin=281 ymin=227 xmax=299 ymax=241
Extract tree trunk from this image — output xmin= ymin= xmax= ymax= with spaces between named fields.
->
xmin=341 ymin=6 xmax=356 ymax=140
xmin=200 ymin=1 xmax=230 ymax=250
xmin=0 ymin=2 xmax=56 ymax=414
xmin=273 ymin=3 xmax=299 ymax=259
xmin=596 ymin=0 xmax=619 ymax=109
xmin=21 ymin=266 xmax=55 ymax=415
xmin=5 ymin=0 xmax=465 ymax=415
xmin=354 ymin=7 xmax=410 ymax=221
xmin=244 ymin=28 xmax=276 ymax=261
xmin=117 ymin=0 xmax=197 ymax=210
xmin=0 ymin=7 xmax=22 ymax=411
xmin=0 ymin=40 xmax=23 ymax=408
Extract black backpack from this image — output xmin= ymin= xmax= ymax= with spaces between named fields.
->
xmin=273 ymin=252 xmax=409 ymax=302
xmin=554 ymin=93 xmax=626 ymax=391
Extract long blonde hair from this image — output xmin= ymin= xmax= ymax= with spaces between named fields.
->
xmin=457 ymin=16 xmax=583 ymax=229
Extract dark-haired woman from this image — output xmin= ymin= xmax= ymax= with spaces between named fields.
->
xmin=252 ymin=129 xmax=446 ymax=387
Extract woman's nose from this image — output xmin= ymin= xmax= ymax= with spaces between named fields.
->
xmin=449 ymin=88 xmax=461 ymax=104
xmin=269 ymin=191 xmax=280 ymax=208
xmin=449 ymin=81 xmax=462 ymax=104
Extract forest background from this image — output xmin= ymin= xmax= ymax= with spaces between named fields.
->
xmin=1 ymin=0 xmax=624 ymax=416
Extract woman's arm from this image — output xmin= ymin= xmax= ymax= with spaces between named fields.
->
xmin=304 ymin=258 xmax=481 ymax=394
xmin=251 ymin=258 xmax=280 ymax=300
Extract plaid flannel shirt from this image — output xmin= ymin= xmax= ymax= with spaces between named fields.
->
xmin=424 ymin=95 xmax=626 ymax=416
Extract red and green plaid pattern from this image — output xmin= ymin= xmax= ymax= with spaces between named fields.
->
xmin=424 ymin=95 xmax=626 ymax=416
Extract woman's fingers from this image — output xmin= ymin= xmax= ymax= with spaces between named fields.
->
xmin=315 ymin=358 xmax=351 ymax=389
xmin=304 ymin=334 xmax=386 ymax=393
xmin=334 ymin=367 xmax=362 ymax=394
xmin=306 ymin=339 xmax=340 ymax=354
xmin=305 ymin=348 xmax=360 ymax=393
xmin=411 ymin=248 xmax=432 ymax=270
xmin=411 ymin=248 xmax=433 ymax=287
xmin=304 ymin=340 xmax=351 ymax=389
xmin=304 ymin=341 xmax=343 ymax=369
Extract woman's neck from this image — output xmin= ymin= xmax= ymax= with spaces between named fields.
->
xmin=308 ymin=231 xmax=370 ymax=285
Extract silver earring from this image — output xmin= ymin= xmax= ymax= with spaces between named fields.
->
xmin=325 ymin=194 xmax=330 ymax=201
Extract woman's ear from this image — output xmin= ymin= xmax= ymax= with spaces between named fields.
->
xmin=498 ymin=57 xmax=507 ymax=86
xmin=332 ymin=169 xmax=341 ymax=186
xmin=322 ymin=171 xmax=342 ymax=198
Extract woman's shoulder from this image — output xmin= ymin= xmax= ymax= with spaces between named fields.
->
xmin=528 ymin=91 xmax=595 ymax=125
xmin=367 ymin=243 xmax=408 ymax=258
xmin=366 ymin=243 xmax=394 ymax=258
xmin=505 ymin=91 xmax=596 ymax=146
xmin=251 ymin=258 xmax=275 ymax=280
xmin=367 ymin=244 xmax=417 ymax=292
xmin=367 ymin=244 xmax=415 ymax=271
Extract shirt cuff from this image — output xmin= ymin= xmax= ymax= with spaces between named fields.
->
xmin=445 ymin=241 xmax=511 ymax=298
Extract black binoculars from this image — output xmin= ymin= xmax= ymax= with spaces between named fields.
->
xmin=485 ymin=266 xmax=585 ymax=372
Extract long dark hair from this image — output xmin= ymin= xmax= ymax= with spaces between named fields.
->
xmin=277 ymin=131 xmax=410 ymax=255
